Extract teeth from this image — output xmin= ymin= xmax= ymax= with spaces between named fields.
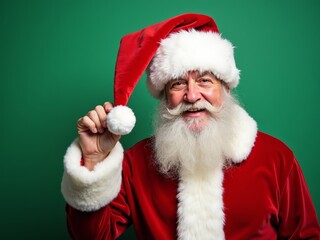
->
xmin=188 ymin=108 xmax=202 ymax=112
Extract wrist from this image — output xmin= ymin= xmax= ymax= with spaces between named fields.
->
xmin=83 ymin=152 xmax=110 ymax=171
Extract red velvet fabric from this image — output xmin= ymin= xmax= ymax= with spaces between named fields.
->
xmin=66 ymin=132 xmax=320 ymax=239
xmin=113 ymin=13 xmax=219 ymax=106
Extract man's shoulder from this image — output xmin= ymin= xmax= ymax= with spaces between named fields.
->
xmin=254 ymin=131 xmax=294 ymax=157
xmin=257 ymin=131 xmax=289 ymax=146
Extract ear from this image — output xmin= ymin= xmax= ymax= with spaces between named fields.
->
xmin=163 ymin=84 xmax=170 ymax=103
xmin=227 ymin=86 xmax=231 ymax=94
xmin=223 ymin=84 xmax=231 ymax=95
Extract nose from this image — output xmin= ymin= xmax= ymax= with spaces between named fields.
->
xmin=184 ymin=81 xmax=201 ymax=103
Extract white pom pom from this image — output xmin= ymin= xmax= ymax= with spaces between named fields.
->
xmin=107 ymin=106 xmax=136 ymax=135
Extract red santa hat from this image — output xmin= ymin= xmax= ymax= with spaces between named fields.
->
xmin=107 ymin=13 xmax=240 ymax=135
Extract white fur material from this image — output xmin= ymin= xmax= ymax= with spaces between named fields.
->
xmin=61 ymin=140 xmax=124 ymax=212
xmin=176 ymin=104 xmax=257 ymax=239
xmin=107 ymin=105 xmax=136 ymax=135
xmin=177 ymin=166 xmax=225 ymax=240
xmin=147 ymin=29 xmax=240 ymax=98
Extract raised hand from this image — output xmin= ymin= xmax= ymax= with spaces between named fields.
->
xmin=77 ymin=102 xmax=121 ymax=170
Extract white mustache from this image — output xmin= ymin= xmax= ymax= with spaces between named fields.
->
xmin=162 ymin=101 xmax=222 ymax=119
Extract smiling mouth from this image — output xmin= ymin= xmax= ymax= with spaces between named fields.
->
xmin=183 ymin=108 xmax=206 ymax=115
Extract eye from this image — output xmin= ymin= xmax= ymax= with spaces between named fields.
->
xmin=170 ymin=80 xmax=187 ymax=90
xmin=197 ymin=77 xmax=213 ymax=86
xmin=201 ymin=78 xmax=211 ymax=83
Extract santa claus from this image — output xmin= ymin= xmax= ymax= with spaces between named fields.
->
xmin=61 ymin=13 xmax=319 ymax=239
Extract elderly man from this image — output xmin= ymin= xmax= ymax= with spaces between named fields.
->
xmin=61 ymin=13 xmax=319 ymax=239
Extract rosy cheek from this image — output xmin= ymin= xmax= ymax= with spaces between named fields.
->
xmin=167 ymin=92 xmax=184 ymax=108
xmin=203 ymin=90 xmax=223 ymax=107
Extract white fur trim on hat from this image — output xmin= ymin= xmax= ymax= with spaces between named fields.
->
xmin=61 ymin=139 xmax=124 ymax=212
xmin=147 ymin=29 xmax=240 ymax=98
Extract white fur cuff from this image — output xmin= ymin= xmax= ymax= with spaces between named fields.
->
xmin=61 ymin=140 xmax=124 ymax=212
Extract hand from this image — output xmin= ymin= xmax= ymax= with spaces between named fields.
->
xmin=77 ymin=102 xmax=121 ymax=170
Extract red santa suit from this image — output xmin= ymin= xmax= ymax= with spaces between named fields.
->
xmin=61 ymin=13 xmax=319 ymax=240
xmin=61 ymin=103 xmax=320 ymax=239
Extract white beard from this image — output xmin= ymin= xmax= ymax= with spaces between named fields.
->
xmin=153 ymin=94 xmax=239 ymax=177
xmin=152 ymin=92 xmax=257 ymax=239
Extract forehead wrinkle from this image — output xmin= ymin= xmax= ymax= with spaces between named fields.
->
xmin=177 ymin=70 xmax=213 ymax=80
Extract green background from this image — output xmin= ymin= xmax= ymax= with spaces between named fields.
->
xmin=1 ymin=0 xmax=319 ymax=239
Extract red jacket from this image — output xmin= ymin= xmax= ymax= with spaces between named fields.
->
xmin=65 ymin=132 xmax=319 ymax=239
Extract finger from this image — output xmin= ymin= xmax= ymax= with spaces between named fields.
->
xmin=78 ymin=115 xmax=98 ymax=133
xmin=87 ymin=110 xmax=104 ymax=133
xmin=103 ymin=102 xmax=114 ymax=113
xmin=95 ymin=105 xmax=108 ymax=128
